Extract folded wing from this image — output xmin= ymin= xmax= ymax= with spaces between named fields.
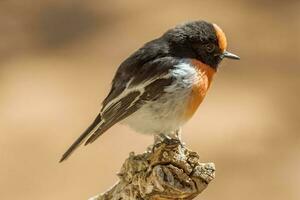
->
xmin=60 ymin=56 xmax=178 ymax=162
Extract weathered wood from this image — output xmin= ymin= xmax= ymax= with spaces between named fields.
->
xmin=89 ymin=139 xmax=215 ymax=200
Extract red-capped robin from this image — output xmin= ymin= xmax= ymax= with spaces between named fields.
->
xmin=60 ymin=20 xmax=239 ymax=162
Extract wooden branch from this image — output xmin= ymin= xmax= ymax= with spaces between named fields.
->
xmin=89 ymin=138 xmax=215 ymax=200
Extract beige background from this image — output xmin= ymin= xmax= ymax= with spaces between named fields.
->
xmin=0 ymin=0 xmax=299 ymax=199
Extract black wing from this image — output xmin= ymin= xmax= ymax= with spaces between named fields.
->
xmin=60 ymin=39 xmax=177 ymax=162
xmin=84 ymin=56 xmax=178 ymax=145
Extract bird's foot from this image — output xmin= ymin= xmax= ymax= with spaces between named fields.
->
xmin=151 ymin=133 xmax=184 ymax=152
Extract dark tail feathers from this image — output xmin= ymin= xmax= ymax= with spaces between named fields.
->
xmin=59 ymin=114 xmax=102 ymax=162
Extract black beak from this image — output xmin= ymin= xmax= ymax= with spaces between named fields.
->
xmin=222 ymin=51 xmax=240 ymax=60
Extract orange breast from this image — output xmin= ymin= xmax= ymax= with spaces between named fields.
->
xmin=184 ymin=59 xmax=215 ymax=120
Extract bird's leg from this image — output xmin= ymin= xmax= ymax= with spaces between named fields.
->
xmin=174 ymin=128 xmax=182 ymax=141
xmin=163 ymin=128 xmax=183 ymax=142
xmin=152 ymin=129 xmax=184 ymax=152
xmin=175 ymin=128 xmax=186 ymax=146
xmin=154 ymin=133 xmax=171 ymax=143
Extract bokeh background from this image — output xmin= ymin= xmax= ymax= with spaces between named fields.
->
xmin=1 ymin=0 xmax=299 ymax=199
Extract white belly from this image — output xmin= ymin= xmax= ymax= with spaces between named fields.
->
xmin=122 ymin=89 xmax=190 ymax=134
xmin=122 ymin=62 xmax=201 ymax=134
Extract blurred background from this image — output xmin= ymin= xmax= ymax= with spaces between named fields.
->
xmin=0 ymin=0 xmax=299 ymax=199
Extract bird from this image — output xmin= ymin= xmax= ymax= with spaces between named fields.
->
xmin=60 ymin=20 xmax=239 ymax=162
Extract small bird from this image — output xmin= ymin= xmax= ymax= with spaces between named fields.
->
xmin=60 ymin=20 xmax=239 ymax=162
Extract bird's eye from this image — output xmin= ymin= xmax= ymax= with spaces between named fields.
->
xmin=205 ymin=43 xmax=215 ymax=53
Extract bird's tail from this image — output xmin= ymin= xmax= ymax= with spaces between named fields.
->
xmin=59 ymin=114 xmax=103 ymax=162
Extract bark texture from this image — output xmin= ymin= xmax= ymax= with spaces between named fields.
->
xmin=89 ymin=139 xmax=215 ymax=200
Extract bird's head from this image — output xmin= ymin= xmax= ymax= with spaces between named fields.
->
xmin=163 ymin=20 xmax=240 ymax=69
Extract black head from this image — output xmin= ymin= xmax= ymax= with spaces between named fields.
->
xmin=162 ymin=21 xmax=239 ymax=69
